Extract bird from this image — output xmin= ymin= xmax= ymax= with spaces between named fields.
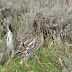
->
xmin=6 ymin=13 xmax=44 ymax=67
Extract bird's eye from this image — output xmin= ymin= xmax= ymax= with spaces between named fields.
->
xmin=23 ymin=44 xmax=24 ymax=46
xmin=41 ymin=30 xmax=42 ymax=32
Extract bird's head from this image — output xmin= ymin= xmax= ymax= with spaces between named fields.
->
xmin=32 ymin=13 xmax=44 ymax=35
xmin=34 ymin=13 xmax=44 ymax=21
xmin=34 ymin=13 xmax=50 ymax=39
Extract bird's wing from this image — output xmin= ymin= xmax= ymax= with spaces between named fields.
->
xmin=14 ymin=34 xmax=42 ymax=57
xmin=22 ymin=35 xmax=42 ymax=56
xmin=13 ymin=51 xmax=23 ymax=57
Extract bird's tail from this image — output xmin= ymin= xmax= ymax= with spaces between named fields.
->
xmin=7 ymin=23 xmax=13 ymax=33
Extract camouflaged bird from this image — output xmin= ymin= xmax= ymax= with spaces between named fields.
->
xmin=6 ymin=13 xmax=44 ymax=67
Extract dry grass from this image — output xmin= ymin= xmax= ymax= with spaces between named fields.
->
xmin=0 ymin=0 xmax=72 ymax=72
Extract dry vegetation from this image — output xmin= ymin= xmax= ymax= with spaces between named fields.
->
xmin=0 ymin=0 xmax=72 ymax=72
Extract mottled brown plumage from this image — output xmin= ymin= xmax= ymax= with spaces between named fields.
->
xmin=6 ymin=13 xmax=44 ymax=67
